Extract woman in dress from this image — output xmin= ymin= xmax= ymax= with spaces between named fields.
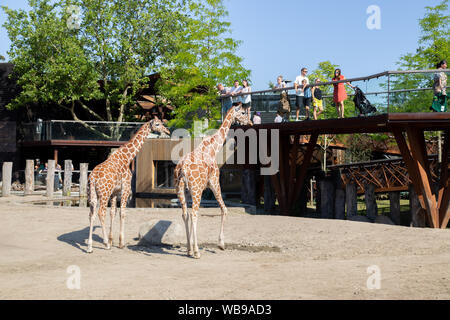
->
xmin=332 ymin=69 xmax=354 ymax=118
xmin=241 ymin=79 xmax=252 ymax=119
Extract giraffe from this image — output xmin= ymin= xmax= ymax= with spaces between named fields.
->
xmin=174 ymin=105 xmax=252 ymax=259
xmin=86 ymin=117 xmax=170 ymax=253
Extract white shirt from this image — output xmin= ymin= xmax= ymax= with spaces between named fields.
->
xmin=253 ymin=115 xmax=261 ymax=124
xmin=241 ymin=86 xmax=251 ymax=104
xmin=274 ymin=115 xmax=283 ymax=123
xmin=294 ymin=75 xmax=309 ymax=96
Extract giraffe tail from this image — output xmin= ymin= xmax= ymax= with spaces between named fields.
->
xmin=87 ymin=175 xmax=97 ymax=208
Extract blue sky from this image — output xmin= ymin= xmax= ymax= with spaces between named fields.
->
xmin=0 ymin=0 xmax=447 ymax=90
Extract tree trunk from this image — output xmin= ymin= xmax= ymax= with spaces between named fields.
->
xmin=335 ymin=188 xmax=346 ymax=220
xmin=320 ymin=178 xmax=335 ymax=219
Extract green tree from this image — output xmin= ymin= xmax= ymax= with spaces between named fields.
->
xmin=0 ymin=54 xmax=5 ymax=61
xmin=389 ymin=0 xmax=449 ymax=113
xmin=2 ymin=0 xmax=184 ymax=138
xmin=157 ymin=0 xmax=250 ymax=131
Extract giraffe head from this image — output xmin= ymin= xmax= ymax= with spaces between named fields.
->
xmin=229 ymin=105 xmax=253 ymax=126
xmin=148 ymin=117 xmax=170 ymax=136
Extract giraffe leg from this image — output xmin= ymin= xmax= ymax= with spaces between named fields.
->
xmin=87 ymin=188 xmax=97 ymax=253
xmin=190 ymin=191 xmax=202 ymax=259
xmin=177 ymin=178 xmax=192 ymax=256
xmin=98 ymin=197 xmax=110 ymax=250
xmin=119 ymin=178 xmax=131 ymax=249
xmin=209 ymin=170 xmax=228 ymax=250
xmin=108 ymin=195 xmax=117 ymax=248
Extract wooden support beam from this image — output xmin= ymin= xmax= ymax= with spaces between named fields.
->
xmin=439 ymin=129 xmax=450 ymax=228
xmin=288 ymin=133 xmax=319 ymax=210
xmin=287 ymin=134 xmax=300 ymax=207
xmin=277 ymin=134 xmax=289 ymax=215
xmin=406 ymin=128 xmax=439 ymax=228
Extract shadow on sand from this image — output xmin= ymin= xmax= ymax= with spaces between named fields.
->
xmin=57 ymin=226 xmax=103 ymax=253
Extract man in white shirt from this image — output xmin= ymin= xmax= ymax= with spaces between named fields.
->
xmin=294 ymin=67 xmax=309 ymax=121
xmin=230 ymin=80 xmax=243 ymax=106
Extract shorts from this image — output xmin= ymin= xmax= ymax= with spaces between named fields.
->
xmin=242 ymin=102 xmax=251 ymax=109
xmin=313 ymin=98 xmax=323 ymax=108
xmin=304 ymin=97 xmax=312 ymax=107
xmin=295 ymin=96 xmax=305 ymax=109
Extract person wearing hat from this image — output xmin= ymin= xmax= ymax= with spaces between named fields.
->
xmin=253 ymin=111 xmax=262 ymax=124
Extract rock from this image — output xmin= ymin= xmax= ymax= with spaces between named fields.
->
xmin=138 ymin=219 xmax=184 ymax=246
xmin=374 ymin=215 xmax=395 ymax=225
xmin=347 ymin=215 xmax=372 ymax=223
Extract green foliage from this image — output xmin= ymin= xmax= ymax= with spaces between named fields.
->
xmin=2 ymin=0 xmax=186 ymax=129
xmin=390 ymin=0 xmax=449 ymax=113
xmin=0 ymin=54 xmax=5 ymax=61
xmin=157 ymin=0 xmax=250 ymax=131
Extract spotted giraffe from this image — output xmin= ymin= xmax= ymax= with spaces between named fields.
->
xmin=174 ymin=106 xmax=252 ymax=258
xmin=87 ymin=118 xmax=170 ymax=253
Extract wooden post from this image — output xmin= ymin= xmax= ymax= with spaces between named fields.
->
xmin=409 ymin=184 xmax=426 ymax=227
xmin=46 ymin=160 xmax=55 ymax=197
xmin=389 ymin=191 xmax=401 ymax=225
xmin=365 ymin=184 xmax=378 ymax=222
xmin=335 ymin=188 xmax=346 ymax=220
xmin=63 ymin=160 xmax=72 ymax=196
xmin=24 ymin=160 xmax=34 ymax=195
xmin=79 ymin=163 xmax=88 ymax=198
xmin=263 ymin=175 xmax=275 ymax=213
xmin=2 ymin=162 xmax=12 ymax=197
xmin=320 ymin=178 xmax=335 ymax=219
xmin=345 ymin=183 xmax=357 ymax=218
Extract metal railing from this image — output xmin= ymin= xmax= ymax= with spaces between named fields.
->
xmin=219 ymin=69 xmax=450 ymax=121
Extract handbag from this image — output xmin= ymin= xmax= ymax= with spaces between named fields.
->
xmin=431 ymin=92 xmax=447 ymax=112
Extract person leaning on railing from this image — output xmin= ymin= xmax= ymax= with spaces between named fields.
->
xmin=241 ymin=79 xmax=252 ymax=120
xmin=217 ymin=83 xmax=232 ymax=116
xmin=431 ymin=60 xmax=447 ymax=112
xmin=332 ymin=68 xmax=355 ymax=119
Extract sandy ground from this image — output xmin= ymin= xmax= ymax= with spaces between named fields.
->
xmin=0 ymin=194 xmax=449 ymax=300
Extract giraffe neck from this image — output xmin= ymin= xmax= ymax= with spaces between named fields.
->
xmin=202 ymin=110 xmax=234 ymax=156
xmin=112 ymin=122 xmax=150 ymax=165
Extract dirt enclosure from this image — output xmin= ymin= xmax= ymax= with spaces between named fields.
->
xmin=0 ymin=195 xmax=449 ymax=300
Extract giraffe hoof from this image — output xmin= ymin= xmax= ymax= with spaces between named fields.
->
xmin=86 ymin=248 xmax=93 ymax=254
xmin=118 ymin=243 xmax=125 ymax=249
xmin=187 ymin=250 xmax=193 ymax=257
xmin=218 ymin=243 xmax=225 ymax=250
xmin=193 ymin=252 xmax=201 ymax=259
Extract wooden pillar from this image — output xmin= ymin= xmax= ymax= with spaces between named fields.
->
xmin=79 ymin=163 xmax=89 ymax=198
xmin=63 ymin=160 xmax=72 ymax=196
xmin=389 ymin=191 xmax=401 ymax=225
xmin=24 ymin=160 xmax=34 ymax=195
xmin=345 ymin=182 xmax=357 ymax=218
xmin=46 ymin=160 xmax=55 ymax=197
xmin=335 ymin=188 xmax=346 ymax=220
xmin=264 ymin=175 xmax=275 ymax=213
xmin=365 ymin=183 xmax=378 ymax=222
xmin=320 ymin=178 xmax=335 ymax=219
xmin=409 ymin=184 xmax=426 ymax=227
xmin=2 ymin=162 xmax=12 ymax=197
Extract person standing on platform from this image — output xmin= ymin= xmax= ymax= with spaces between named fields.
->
xmin=230 ymin=80 xmax=243 ymax=107
xmin=294 ymin=67 xmax=309 ymax=121
xmin=241 ymin=79 xmax=252 ymax=120
xmin=332 ymin=68 xmax=354 ymax=118
xmin=311 ymin=78 xmax=324 ymax=120
xmin=431 ymin=60 xmax=447 ymax=112
xmin=217 ymin=83 xmax=232 ymax=120
xmin=302 ymin=78 xmax=312 ymax=120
